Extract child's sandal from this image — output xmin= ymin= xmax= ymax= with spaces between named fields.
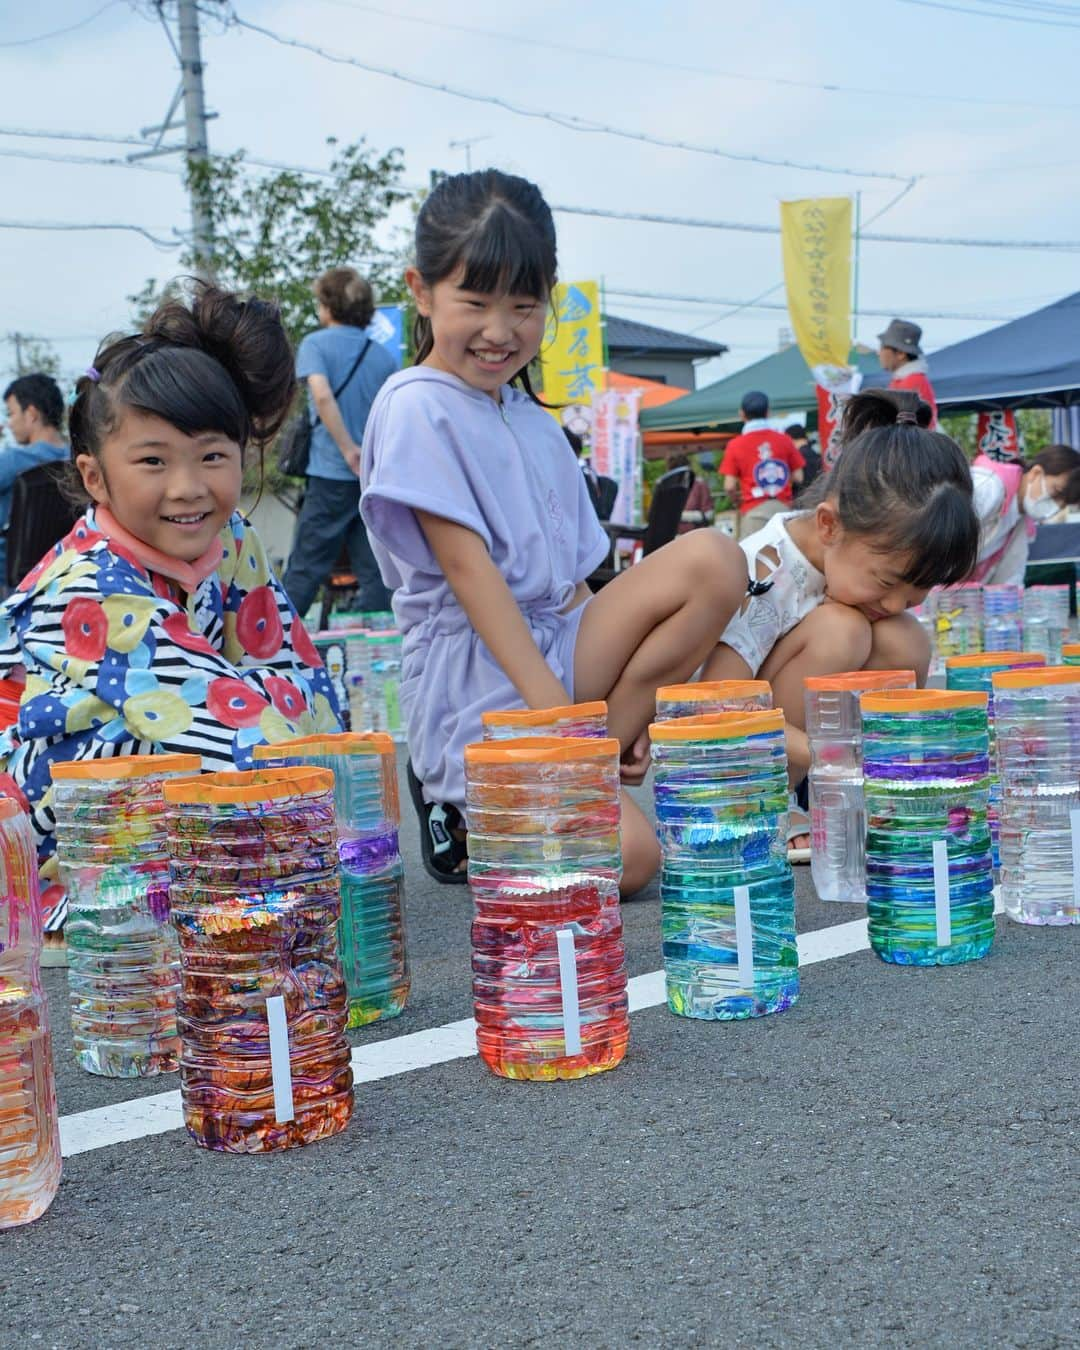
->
xmin=407 ymin=761 xmax=469 ymax=885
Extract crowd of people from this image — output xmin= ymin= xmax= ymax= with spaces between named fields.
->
xmin=2 ymin=167 xmax=1080 ymax=961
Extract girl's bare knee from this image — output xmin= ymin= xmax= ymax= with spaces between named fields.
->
xmin=806 ymin=601 xmax=873 ymax=667
xmin=620 ymin=794 xmax=660 ymax=897
xmin=868 ymin=612 xmax=931 ymax=684
xmin=680 ymin=528 xmax=746 ymax=613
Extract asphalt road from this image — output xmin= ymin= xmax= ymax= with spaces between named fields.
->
xmin=3 ymin=761 xmax=1077 ymax=1349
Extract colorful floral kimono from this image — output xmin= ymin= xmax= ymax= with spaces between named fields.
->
xmin=0 ymin=506 xmax=342 ymax=922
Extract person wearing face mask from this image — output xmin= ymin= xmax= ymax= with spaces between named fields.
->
xmin=970 ymin=443 xmax=1080 ymax=585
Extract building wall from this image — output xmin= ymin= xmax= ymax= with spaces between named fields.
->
xmin=609 ymin=353 xmax=698 ymax=390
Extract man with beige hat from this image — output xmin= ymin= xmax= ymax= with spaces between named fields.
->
xmin=877 ymin=318 xmax=937 ymax=426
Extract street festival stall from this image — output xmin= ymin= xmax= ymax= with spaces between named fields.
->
xmin=540 ymin=280 xmax=650 ymax=531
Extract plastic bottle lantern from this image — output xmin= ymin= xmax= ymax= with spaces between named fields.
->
xmin=992 ymin=666 xmax=1080 ymax=926
xmin=163 ymin=767 xmax=354 ymax=1152
xmin=804 ymin=670 xmax=917 ymax=904
xmin=255 ymin=733 xmax=409 ymax=1026
xmin=481 ymin=701 xmax=608 ymax=740
xmin=655 ymin=680 xmax=773 ymax=722
xmin=0 ymin=798 xmax=61 ymax=1228
xmin=861 ymin=690 xmax=994 ymax=966
xmin=650 ymin=711 xmax=798 ymax=1019
xmin=51 ymin=754 xmax=197 ymax=1077
xmin=465 ymin=735 xmax=629 ymax=1081
xmin=945 ymin=652 xmax=1046 ymax=870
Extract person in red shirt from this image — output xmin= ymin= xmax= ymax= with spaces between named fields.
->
xmin=878 ymin=318 xmax=937 ymax=427
xmin=721 ymin=390 xmax=805 ymax=535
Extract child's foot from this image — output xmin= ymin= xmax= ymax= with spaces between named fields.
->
xmin=787 ymin=793 xmax=811 ymax=864
xmin=407 ymin=762 xmax=469 ymax=884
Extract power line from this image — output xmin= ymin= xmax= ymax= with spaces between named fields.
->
xmin=314 ymin=0 xmax=1080 ymax=113
xmin=225 ymin=14 xmax=911 ymax=182
xmin=0 ymin=219 xmax=180 ymax=248
xmin=896 ymin=0 xmax=1080 ymax=23
xmin=551 ymin=202 xmax=1080 ymax=251
xmin=0 ymin=1 xmax=128 ymax=48
xmin=605 ymin=287 xmax=1017 ymax=320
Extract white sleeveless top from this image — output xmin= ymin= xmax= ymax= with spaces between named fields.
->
xmin=720 ymin=511 xmax=826 ymax=675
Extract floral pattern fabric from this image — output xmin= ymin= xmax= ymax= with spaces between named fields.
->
xmin=0 ymin=507 xmax=342 ymax=896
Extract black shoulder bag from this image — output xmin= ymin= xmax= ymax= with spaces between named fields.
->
xmin=277 ymin=339 xmax=372 ymax=479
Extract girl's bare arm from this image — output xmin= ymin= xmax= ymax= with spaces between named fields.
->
xmin=417 ymin=510 xmax=569 ymax=709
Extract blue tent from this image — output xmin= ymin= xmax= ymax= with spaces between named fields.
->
xmin=922 ymin=290 xmax=1080 ymax=412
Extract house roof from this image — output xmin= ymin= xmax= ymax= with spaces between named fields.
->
xmin=605 ymin=314 xmax=727 ymax=359
xmin=639 ymin=344 xmax=884 ymax=434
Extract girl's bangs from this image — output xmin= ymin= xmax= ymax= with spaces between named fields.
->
xmin=119 ymin=349 xmax=249 ymax=446
xmin=457 ymin=205 xmax=553 ymax=300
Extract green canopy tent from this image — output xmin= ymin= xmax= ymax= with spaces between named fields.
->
xmin=639 ymin=345 xmax=884 ymax=436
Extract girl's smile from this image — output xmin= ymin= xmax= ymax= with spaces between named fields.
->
xmin=77 ymin=408 xmax=242 ymax=562
xmin=407 ymin=264 xmax=546 ymax=400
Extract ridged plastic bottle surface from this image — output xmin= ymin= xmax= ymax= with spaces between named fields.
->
xmin=1063 ymin=643 xmax=1080 ymax=667
xmin=1022 ymin=587 xmax=1071 ymax=664
xmin=481 ymin=701 xmax=608 ymax=740
xmin=982 ymin=585 xmax=1023 ymax=654
xmin=0 ymin=799 xmax=61 ymax=1228
xmin=805 ymin=671 xmax=916 ymax=904
xmin=51 ymin=755 xmax=194 ymax=1077
xmin=255 ymin=734 xmax=409 ymax=1026
xmin=930 ymin=585 xmax=983 ymax=664
xmin=993 ymin=667 xmax=1080 ymax=926
xmin=164 ymin=768 xmax=354 ymax=1152
xmin=651 ymin=712 xmax=798 ymax=1019
xmin=945 ymin=653 xmax=1046 ymax=870
xmin=655 ymin=680 xmax=773 ymax=722
xmin=862 ymin=691 xmax=994 ymax=966
xmin=465 ymin=736 xmax=628 ymax=1081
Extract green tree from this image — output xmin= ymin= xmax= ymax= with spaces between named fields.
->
xmin=6 ymin=333 xmax=61 ymax=384
xmin=130 ymin=138 xmax=414 ymax=493
xmin=940 ymin=409 xmax=1054 ymax=461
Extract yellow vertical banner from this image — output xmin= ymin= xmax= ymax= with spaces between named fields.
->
xmin=541 ymin=280 xmax=605 ymax=406
xmin=779 ymin=198 xmax=853 ymax=370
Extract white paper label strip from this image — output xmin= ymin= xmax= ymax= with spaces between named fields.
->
xmin=555 ymin=927 xmax=582 ymax=1056
xmin=734 ymin=885 xmax=754 ymax=988
xmin=1071 ymin=809 xmax=1080 ymax=909
xmin=932 ymin=839 xmax=952 ymax=948
xmin=266 ymin=995 xmax=295 ymax=1123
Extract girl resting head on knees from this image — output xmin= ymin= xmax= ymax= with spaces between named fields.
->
xmin=0 ymin=282 xmax=342 ymax=944
xmin=360 ymin=169 xmax=749 ymax=895
xmin=971 ymin=442 xmax=1080 ymax=586
xmin=704 ymin=387 xmax=980 ymax=852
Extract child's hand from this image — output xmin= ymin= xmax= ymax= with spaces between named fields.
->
xmin=620 ymin=730 xmax=651 ymax=786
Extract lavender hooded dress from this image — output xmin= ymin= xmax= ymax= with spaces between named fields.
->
xmin=360 ymin=368 xmax=609 ymax=812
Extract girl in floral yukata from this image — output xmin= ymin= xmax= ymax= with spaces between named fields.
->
xmin=0 ymin=284 xmax=341 ymax=956
xmin=361 ymin=170 xmax=748 ymax=893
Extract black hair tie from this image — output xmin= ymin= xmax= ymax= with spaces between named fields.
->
xmin=746 ymin=576 xmax=774 ymax=598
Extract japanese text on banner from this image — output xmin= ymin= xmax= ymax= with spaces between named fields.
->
xmin=779 ymin=198 xmax=852 ymax=370
xmin=541 ymin=281 xmax=605 ymax=406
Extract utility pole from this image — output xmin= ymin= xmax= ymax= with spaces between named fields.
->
xmin=177 ymin=0 xmax=214 ymax=275
xmin=130 ymin=2 xmax=220 ymax=277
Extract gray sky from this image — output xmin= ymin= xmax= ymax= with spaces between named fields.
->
xmin=2 ymin=0 xmax=1079 ymax=396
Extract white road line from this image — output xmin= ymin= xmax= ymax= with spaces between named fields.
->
xmin=57 ymin=902 xmax=1002 ymax=1160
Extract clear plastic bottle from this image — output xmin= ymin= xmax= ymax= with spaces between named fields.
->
xmin=363 ymin=631 xmax=404 ymax=741
xmin=982 ymin=585 xmax=1024 ymax=653
xmin=255 ymin=733 xmax=409 ymax=1026
xmin=1063 ymin=643 xmax=1080 ymax=667
xmin=51 ymin=755 xmax=194 ymax=1077
xmin=164 ymin=767 xmax=354 ymax=1152
xmin=804 ymin=670 xmax=916 ymax=903
xmin=932 ymin=584 xmax=983 ymax=661
xmin=993 ymin=666 xmax=1080 ymax=926
xmin=465 ymin=736 xmax=628 ymax=1081
xmin=1022 ymin=586 xmax=1071 ymax=664
xmin=945 ymin=652 xmax=1046 ymax=870
xmin=862 ymin=690 xmax=994 ymax=965
xmin=0 ymin=797 xmax=61 ymax=1228
xmin=655 ymin=680 xmax=772 ymax=721
xmin=481 ymin=701 xmax=608 ymax=740
xmin=651 ymin=711 xmax=798 ymax=1018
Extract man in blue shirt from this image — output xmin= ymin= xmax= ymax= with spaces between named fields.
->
xmin=2 ymin=373 xmax=70 ymax=593
xmin=282 ymin=268 xmax=398 ymax=618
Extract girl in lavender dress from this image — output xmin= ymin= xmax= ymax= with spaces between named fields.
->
xmin=361 ymin=170 xmax=748 ymax=893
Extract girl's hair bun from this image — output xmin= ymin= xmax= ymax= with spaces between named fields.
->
xmin=840 ymin=387 xmax=932 ymax=441
xmin=142 ymin=281 xmax=296 ymax=445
